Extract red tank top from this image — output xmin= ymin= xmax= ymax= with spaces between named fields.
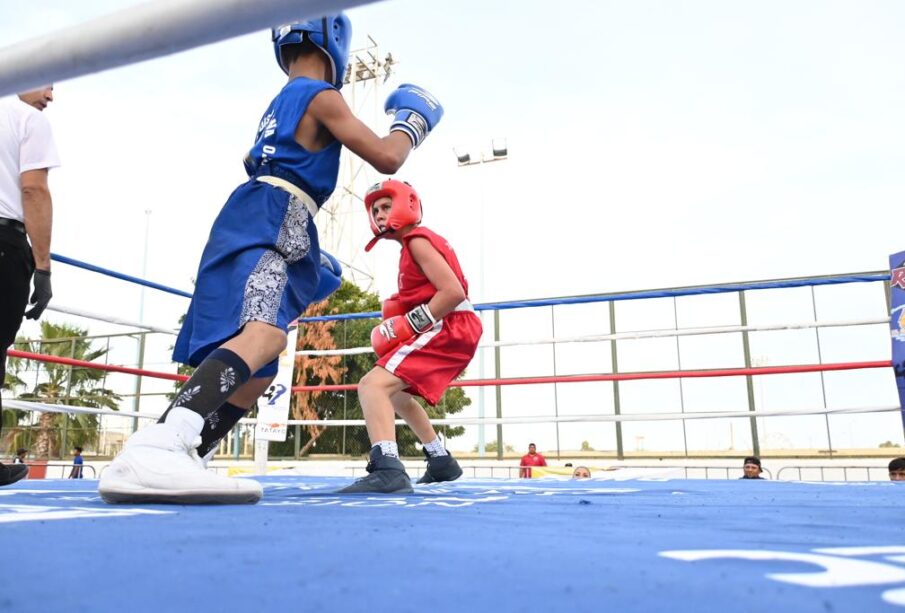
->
xmin=397 ymin=226 xmax=470 ymax=309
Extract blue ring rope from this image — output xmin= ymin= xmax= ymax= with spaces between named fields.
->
xmin=51 ymin=253 xmax=193 ymax=298
xmin=302 ymin=272 xmax=891 ymax=322
xmin=49 ymin=253 xmax=889 ymax=324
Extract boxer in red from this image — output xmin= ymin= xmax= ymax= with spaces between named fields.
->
xmin=340 ymin=179 xmax=482 ymax=493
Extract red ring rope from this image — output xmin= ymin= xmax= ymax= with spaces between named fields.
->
xmin=9 ymin=350 xmax=886 ymax=392
xmin=7 ymin=349 xmax=189 ymax=382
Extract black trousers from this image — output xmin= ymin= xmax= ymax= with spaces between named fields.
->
xmin=0 ymin=226 xmax=34 ymax=435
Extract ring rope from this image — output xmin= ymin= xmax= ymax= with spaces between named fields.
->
xmin=7 ymin=350 xmax=188 ymax=382
xmin=296 ymin=316 xmax=890 ymax=357
xmin=5 ymin=398 xmax=898 ymax=426
xmin=46 ymin=303 xmax=178 ymax=335
xmin=47 ymin=254 xmax=885 ymax=320
xmin=7 ymin=349 xmax=890 ymax=391
xmin=300 ymin=271 xmax=890 ymax=323
xmin=0 ymin=0 xmax=379 ymax=97
xmin=51 ymin=253 xmax=192 ymax=298
xmin=292 ymin=360 xmax=891 ymax=392
xmin=279 ymin=404 xmax=903 ymax=426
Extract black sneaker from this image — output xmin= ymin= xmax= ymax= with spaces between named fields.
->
xmin=0 ymin=462 xmax=28 ymax=487
xmin=338 ymin=447 xmax=413 ymax=494
xmin=417 ymin=448 xmax=463 ymax=484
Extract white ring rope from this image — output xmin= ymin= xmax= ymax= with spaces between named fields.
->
xmin=0 ymin=0 xmax=380 ymax=96
xmin=6 ymin=399 xmax=898 ymax=426
xmin=4 ymin=399 xmax=163 ymax=420
xmin=47 ymin=303 xmax=177 ymax=335
xmin=272 ymin=405 xmax=903 ymax=426
xmin=32 ymin=311 xmax=888 ymax=351
xmin=296 ymin=316 xmax=891 ymax=357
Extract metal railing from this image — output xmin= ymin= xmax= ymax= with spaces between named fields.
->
xmin=348 ymin=464 xmax=774 ymax=480
xmin=200 ymin=463 xmax=897 ymax=482
xmin=775 ymin=465 xmax=890 ymax=482
xmin=21 ymin=462 xmax=97 ymax=479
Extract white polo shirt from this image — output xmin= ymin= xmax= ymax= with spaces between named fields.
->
xmin=0 ymin=96 xmax=60 ymax=222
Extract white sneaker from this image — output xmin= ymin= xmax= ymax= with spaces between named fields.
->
xmin=199 ymin=446 xmax=217 ymax=469
xmin=98 ymin=422 xmax=262 ymax=504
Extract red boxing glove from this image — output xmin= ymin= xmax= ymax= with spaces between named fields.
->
xmin=371 ymin=315 xmax=416 ymax=357
xmin=382 ymin=294 xmax=406 ymax=319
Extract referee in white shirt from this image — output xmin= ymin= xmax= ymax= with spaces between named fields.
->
xmin=0 ymin=86 xmax=59 ymax=486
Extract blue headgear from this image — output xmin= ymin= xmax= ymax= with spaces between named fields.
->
xmin=272 ymin=14 xmax=352 ymax=89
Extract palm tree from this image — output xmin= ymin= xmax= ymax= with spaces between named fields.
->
xmin=4 ymin=321 xmax=121 ymax=458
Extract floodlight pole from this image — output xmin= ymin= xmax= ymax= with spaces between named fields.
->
xmin=454 ymin=141 xmax=508 ymax=458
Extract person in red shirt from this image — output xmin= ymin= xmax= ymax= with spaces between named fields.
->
xmin=519 ymin=443 xmax=547 ymax=478
xmin=339 ymin=180 xmax=482 ymax=494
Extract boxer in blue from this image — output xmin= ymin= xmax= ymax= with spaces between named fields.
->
xmin=100 ymin=13 xmax=443 ymax=504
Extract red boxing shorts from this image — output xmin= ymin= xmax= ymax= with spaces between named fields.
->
xmin=377 ymin=310 xmax=482 ymax=405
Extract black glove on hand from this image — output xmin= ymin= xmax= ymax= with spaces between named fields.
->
xmin=24 ymin=269 xmax=52 ymax=320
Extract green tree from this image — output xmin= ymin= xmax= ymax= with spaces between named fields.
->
xmin=269 ymin=280 xmax=469 ymax=458
xmin=4 ymin=322 xmax=121 ymax=458
xmin=473 ymin=440 xmax=515 ymax=454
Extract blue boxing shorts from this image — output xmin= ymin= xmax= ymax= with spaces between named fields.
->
xmin=173 ymin=179 xmax=320 ymax=378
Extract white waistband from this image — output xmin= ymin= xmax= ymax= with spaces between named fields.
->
xmin=453 ymin=299 xmax=475 ymax=313
xmin=256 ymin=176 xmax=319 ymax=218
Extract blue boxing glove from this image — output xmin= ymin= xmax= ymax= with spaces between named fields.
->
xmin=385 ymin=83 xmax=444 ymax=148
xmin=313 ymin=251 xmax=342 ymax=302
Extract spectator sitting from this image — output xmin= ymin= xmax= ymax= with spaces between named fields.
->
xmin=740 ymin=456 xmax=765 ymax=480
xmin=889 ymin=457 xmax=905 ymax=482
xmin=571 ymin=466 xmax=591 ymax=479
xmin=13 ymin=448 xmax=27 ymax=464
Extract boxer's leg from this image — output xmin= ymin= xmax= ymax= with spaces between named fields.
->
xmin=338 ymin=367 xmax=413 ymax=494
xmin=390 ymin=392 xmax=462 ymax=484
xmin=99 ymin=323 xmax=285 ymax=504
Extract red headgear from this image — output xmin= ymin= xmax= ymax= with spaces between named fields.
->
xmin=364 ymin=179 xmax=422 ymax=252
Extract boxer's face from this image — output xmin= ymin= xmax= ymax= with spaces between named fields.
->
xmin=371 ymin=196 xmax=393 ymax=232
xmin=890 ymin=469 xmax=905 ymax=481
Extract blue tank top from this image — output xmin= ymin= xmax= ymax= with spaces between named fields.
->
xmin=244 ymin=78 xmax=342 ymax=206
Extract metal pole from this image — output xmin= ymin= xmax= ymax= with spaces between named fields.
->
xmin=454 ymin=140 xmax=508 ymax=456
xmin=609 ymin=302 xmax=624 ymax=460
xmin=103 ymin=336 xmax=111 ymax=453
xmin=477 ymin=164 xmax=487 ymax=458
xmin=132 ymin=210 xmax=151 ymax=433
xmin=342 ymin=320 xmax=347 ymax=455
xmin=551 ymin=307 xmax=561 ymax=459
xmin=738 ymin=292 xmax=761 ymax=456
xmin=811 ymin=287 xmax=833 ymax=456
xmin=673 ymin=297 xmax=688 ymax=456
xmin=132 ymin=333 xmax=146 ymax=434
xmin=494 ymin=310 xmax=503 ymax=461
xmin=61 ymin=338 xmax=75 ymax=459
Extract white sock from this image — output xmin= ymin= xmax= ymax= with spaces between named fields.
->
xmin=375 ymin=441 xmax=399 ymax=458
xmin=423 ymin=437 xmax=448 ymax=457
xmin=164 ymin=406 xmax=204 ymax=445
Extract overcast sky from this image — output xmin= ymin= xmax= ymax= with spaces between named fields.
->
xmin=2 ymin=1 xmax=904 ymax=456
